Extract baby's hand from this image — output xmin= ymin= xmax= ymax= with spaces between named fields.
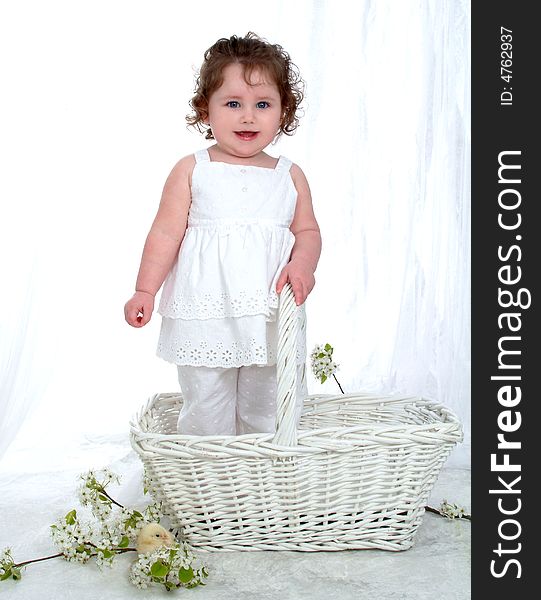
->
xmin=276 ymin=258 xmax=315 ymax=306
xmin=124 ymin=291 xmax=155 ymax=327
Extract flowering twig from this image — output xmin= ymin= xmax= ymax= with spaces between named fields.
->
xmin=130 ymin=545 xmax=208 ymax=590
xmin=0 ymin=468 xmax=208 ymax=591
xmin=310 ymin=343 xmax=343 ymax=392
xmin=425 ymin=500 xmax=471 ymax=520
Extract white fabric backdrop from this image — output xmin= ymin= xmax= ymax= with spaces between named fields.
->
xmin=0 ymin=0 xmax=470 ymax=466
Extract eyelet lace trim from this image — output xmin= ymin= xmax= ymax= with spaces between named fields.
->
xmin=157 ymin=336 xmax=307 ymax=368
xmin=158 ymin=288 xmax=280 ymax=320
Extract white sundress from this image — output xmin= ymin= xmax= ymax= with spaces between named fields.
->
xmin=156 ymin=148 xmax=307 ymax=368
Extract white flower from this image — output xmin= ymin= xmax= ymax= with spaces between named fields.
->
xmin=91 ymin=501 xmax=112 ymax=522
xmin=77 ymin=485 xmax=93 ymax=506
xmin=440 ymin=499 xmax=468 ymax=519
xmin=63 ymin=547 xmax=77 ymax=562
xmin=129 ymin=543 xmax=208 ymax=591
xmin=0 ymin=547 xmax=13 ymax=565
xmin=129 ymin=557 xmax=152 ymax=589
xmin=77 ymin=469 xmax=121 ymax=522
xmin=310 ymin=344 xmax=339 ymax=383
xmin=142 ymin=469 xmax=154 ymax=495
xmin=144 ymin=501 xmax=163 ymax=523
xmin=95 ymin=548 xmax=114 ymax=569
xmin=100 ymin=468 xmax=119 ymax=486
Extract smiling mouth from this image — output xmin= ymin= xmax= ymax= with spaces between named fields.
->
xmin=235 ymin=131 xmax=259 ymax=141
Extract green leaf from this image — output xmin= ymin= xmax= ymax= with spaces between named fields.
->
xmin=118 ymin=536 xmax=130 ymax=548
xmin=123 ymin=517 xmax=134 ymax=529
xmin=178 ymin=567 xmax=194 ymax=583
xmin=1 ymin=568 xmax=12 ymax=581
xmin=324 ymin=343 xmax=333 ymax=352
xmin=123 ymin=510 xmax=143 ymax=530
xmin=317 ymin=353 xmax=325 ymax=358
xmin=98 ymin=494 xmax=110 ymax=503
xmin=11 ymin=567 xmax=22 ymax=581
xmin=101 ymin=549 xmax=114 ymax=559
xmin=320 ymin=374 xmax=327 ymax=384
xmin=65 ymin=510 xmax=77 ymax=525
xmin=150 ymin=560 xmax=169 ymax=578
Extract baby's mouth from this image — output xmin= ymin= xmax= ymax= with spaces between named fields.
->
xmin=235 ymin=131 xmax=259 ymax=141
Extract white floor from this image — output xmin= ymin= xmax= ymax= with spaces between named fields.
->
xmin=0 ymin=432 xmax=470 ymax=600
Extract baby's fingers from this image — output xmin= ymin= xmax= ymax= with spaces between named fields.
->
xmin=138 ymin=306 xmax=152 ymax=326
xmin=125 ymin=301 xmax=148 ymax=327
xmin=275 ymin=267 xmax=290 ymax=295
xmin=125 ymin=306 xmax=142 ymax=327
xmin=290 ymin=279 xmax=306 ymax=306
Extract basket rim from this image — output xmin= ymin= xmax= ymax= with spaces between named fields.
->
xmin=129 ymin=391 xmax=463 ymax=448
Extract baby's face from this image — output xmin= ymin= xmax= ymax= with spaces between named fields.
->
xmin=205 ymin=63 xmax=282 ymax=161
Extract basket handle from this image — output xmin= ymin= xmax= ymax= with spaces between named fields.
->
xmin=273 ymin=283 xmax=304 ymax=447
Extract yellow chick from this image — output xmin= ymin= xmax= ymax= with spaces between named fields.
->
xmin=136 ymin=523 xmax=175 ymax=554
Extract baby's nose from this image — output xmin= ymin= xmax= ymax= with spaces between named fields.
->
xmin=241 ymin=107 xmax=255 ymax=122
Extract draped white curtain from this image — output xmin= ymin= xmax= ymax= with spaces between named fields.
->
xmin=0 ymin=0 xmax=470 ymax=466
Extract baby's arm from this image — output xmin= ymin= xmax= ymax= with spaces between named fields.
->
xmin=276 ymin=164 xmax=322 ymax=306
xmin=124 ymin=155 xmax=194 ymax=327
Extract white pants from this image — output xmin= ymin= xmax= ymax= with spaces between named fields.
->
xmin=176 ymin=364 xmax=306 ymax=435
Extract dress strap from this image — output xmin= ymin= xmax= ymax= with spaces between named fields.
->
xmin=274 ymin=155 xmax=292 ymax=172
xmin=194 ymin=148 xmax=211 ymax=163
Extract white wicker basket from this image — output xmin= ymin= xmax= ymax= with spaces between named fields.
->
xmin=130 ymin=284 xmax=463 ymax=552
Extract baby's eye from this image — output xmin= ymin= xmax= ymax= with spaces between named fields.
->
xmin=155 ymin=533 xmax=160 ymax=537
xmin=256 ymin=101 xmax=270 ymax=109
xmin=226 ymin=101 xmax=240 ymax=108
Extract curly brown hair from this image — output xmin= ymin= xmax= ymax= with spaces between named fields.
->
xmin=186 ymin=32 xmax=304 ymax=140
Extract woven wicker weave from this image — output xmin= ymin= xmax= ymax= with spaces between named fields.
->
xmin=130 ymin=284 xmax=463 ymax=552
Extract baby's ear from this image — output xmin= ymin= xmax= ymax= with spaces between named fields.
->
xmin=279 ymin=108 xmax=288 ymax=130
